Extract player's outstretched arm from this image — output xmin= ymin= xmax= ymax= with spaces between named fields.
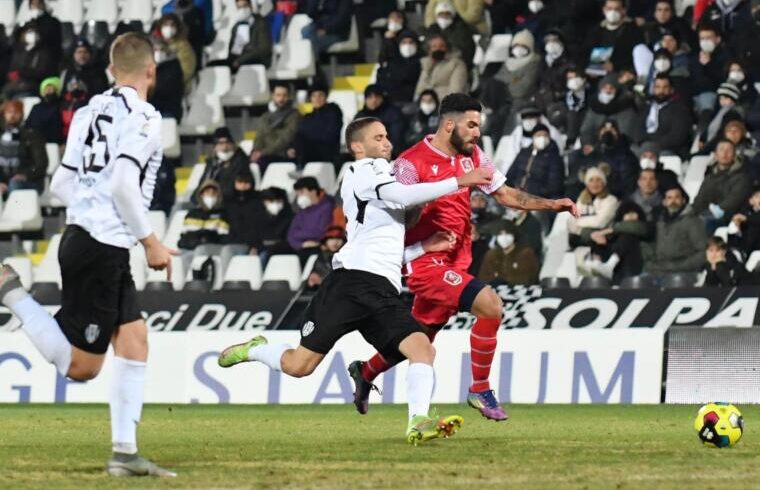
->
xmin=492 ymin=185 xmax=578 ymax=217
xmin=378 ymin=167 xmax=493 ymax=207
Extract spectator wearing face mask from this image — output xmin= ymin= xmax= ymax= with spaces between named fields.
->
xmin=22 ymin=0 xmax=62 ymax=57
xmin=506 ymin=123 xmax=564 ymax=200
xmin=701 ymin=236 xmax=750 ymax=286
xmin=424 ymin=1 xmax=477 ymax=70
xmin=568 ymin=166 xmax=620 ymax=248
xmin=646 ymin=47 xmax=689 ymax=98
xmin=307 ymin=226 xmax=347 ymax=287
xmin=406 ymin=90 xmax=440 ymax=150
xmin=250 ymin=83 xmax=301 ymax=169
xmin=224 ymin=0 xmax=272 ymax=70
xmin=496 ymin=107 xmax=564 ymax=174
xmin=149 ymin=38 xmax=185 ymax=120
xmin=516 ymin=0 xmax=555 ymax=48
xmin=254 ymin=186 xmax=294 ymax=259
xmin=155 ymin=14 xmax=197 ymax=93
xmin=414 ymin=34 xmax=467 ymax=100
xmin=699 ymin=83 xmax=743 ymax=150
xmin=0 ymin=99 xmax=47 ymax=196
xmin=544 ymin=66 xmax=589 ymax=149
xmin=178 ymin=180 xmax=230 ymax=278
xmin=225 ymin=167 xmax=263 ymax=257
xmin=579 ymin=74 xmax=640 ymax=149
xmin=640 ymin=74 xmax=692 ymax=157
xmin=643 ymin=0 xmax=696 ymax=51
xmin=727 ymin=188 xmax=760 ymax=261
xmin=379 ymin=10 xmax=407 ymax=63
xmin=161 ymin=0 xmax=208 ymax=64
xmin=579 ymin=0 xmax=644 ymax=75
xmin=376 ymin=31 xmax=421 ymax=104
xmin=60 ymin=39 xmax=109 ymax=103
xmin=689 ymin=23 xmax=730 ymax=119
xmin=495 ymin=29 xmax=542 ymax=121
xmin=200 ymin=127 xmax=251 ymax=203
xmin=3 ymin=25 xmax=57 ymax=99
xmin=287 ymin=177 xmax=335 ymax=259
xmin=698 ymin=0 xmax=753 ymax=45
xmin=630 ymin=168 xmax=663 ymax=222
xmin=25 ymin=76 xmax=63 ymax=144
xmin=693 ymin=138 xmax=754 ymax=231
xmin=354 ymin=84 xmax=406 ymax=157
xmin=536 ymin=29 xmax=573 ymax=109
xmin=479 ymin=220 xmax=539 ymax=286
xmin=424 ymin=0 xmax=488 ymax=36
xmin=723 ymin=60 xmax=757 ymax=111
xmin=636 ymin=143 xmax=679 ymax=194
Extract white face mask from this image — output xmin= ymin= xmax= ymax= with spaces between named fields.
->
xmin=388 ymin=20 xmax=403 ymax=32
xmin=420 ymin=101 xmax=436 ymax=115
xmin=436 ymin=17 xmax=453 ymax=30
xmin=700 ymin=39 xmax=716 ymax=54
xmin=296 ymin=194 xmax=313 ymax=209
xmin=522 ymin=117 xmax=538 ymax=132
xmin=202 ymin=195 xmax=217 ymax=209
xmin=604 ymin=9 xmax=622 ymax=25
xmin=528 ymin=0 xmax=544 ymax=13
xmin=511 ymin=45 xmax=529 ymax=58
xmin=533 ymin=135 xmax=550 ymax=150
xmin=598 ymin=91 xmax=615 ymax=104
xmin=640 ymin=157 xmax=657 ymax=170
xmin=653 ymin=59 xmax=671 ymax=73
xmin=161 ymin=25 xmax=177 ymax=40
xmin=216 ymin=150 xmax=234 ymax=161
xmin=237 ymin=7 xmax=252 ymax=21
xmin=264 ymin=201 xmax=283 ymax=215
xmin=267 ymin=100 xmax=278 ymax=113
xmin=496 ymin=233 xmax=515 ymax=249
xmin=154 ymin=50 xmax=166 ymax=64
xmin=24 ymin=31 xmax=38 ymax=48
xmin=728 ymin=70 xmax=745 ymax=83
xmin=545 ymin=41 xmax=563 ymax=57
xmin=399 ymin=43 xmax=417 ymax=58
xmin=28 ymin=8 xmax=43 ymax=18
xmin=567 ymin=76 xmax=584 ymax=91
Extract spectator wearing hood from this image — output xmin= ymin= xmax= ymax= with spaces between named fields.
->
xmin=640 ymin=74 xmax=692 ymax=157
xmin=253 ymin=186 xmax=294 ymax=259
xmin=578 ymin=0 xmax=644 ymax=75
xmin=225 ymin=0 xmax=272 ymax=70
xmin=60 ymin=39 xmax=109 ymax=103
xmin=478 ymin=220 xmax=540 ymax=286
xmin=657 ymin=29 xmax=692 ymax=77
xmin=568 ymin=166 xmax=620 ymax=247
xmin=22 ymin=0 xmax=62 ymax=57
xmin=161 ymin=0 xmax=207 ymax=64
xmin=637 ymin=142 xmax=679 ymax=194
xmin=376 ymin=30 xmax=422 ymax=103
xmin=570 ymin=120 xmax=640 ymax=199
xmin=225 ymin=167 xmax=263 ymax=255
xmin=293 ymin=83 xmax=343 ymax=167
xmin=423 ymin=1 xmax=477 ymax=69
xmin=178 ymin=179 xmax=230 ymax=252
xmin=689 ymin=23 xmax=730 ymax=117
xmin=354 ymin=84 xmax=406 ymax=157
xmin=287 ymin=177 xmax=335 ymax=258
xmin=506 ymin=123 xmax=564 ymax=200
xmin=698 ymin=0 xmax=753 ymax=45
xmin=149 ymin=38 xmax=185 ymax=120
xmin=200 ymin=127 xmax=251 ymax=203
xmin=495 ymin=29 xmax=542 ymax=119
xmin=3 ymin=23 xmax=57 ymax=98
xmin=26 ymin=76 xmax=63 ymax=144
xmin=727 ymin=188 xmax=760 ymax=261
xmin=250 ymin=83 xmax=301 ymax=168
xmin=579 ymin=74 xmax=640 ymax=147
xmin=645 ymin=184 xmax=708 ymax=274
xmin=643 ymin=0 xmax=696 ymax=51
xmin=425 ymin=0 xmax=488 ymax=36
xmin=155 ymin=13 xmax=197 ymax=93
xmin=414 ymin=34 xmax=467 ymax=101
xmin=307 ymin=226 xmax=347 ymax=287
xmin=0 ymin=99 xmax=47 ymax=195
xmin=406 ymin=90 xmax=440 ymax=150
xmin=536 ymin=30 xmax=574 ymax=110
xmin=693 ymin=138 xmax=754 ymax=230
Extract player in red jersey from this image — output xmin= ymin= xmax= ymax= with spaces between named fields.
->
xmin=348 ymin=93 xmax=577 ymax=421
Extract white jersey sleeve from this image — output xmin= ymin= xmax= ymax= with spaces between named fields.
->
xmin=114 ymin=111 xmax=162 ymax=170
xmin=353 ymin=158 xmax=396 ymax=201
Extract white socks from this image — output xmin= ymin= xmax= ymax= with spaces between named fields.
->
xmin=406 ymin=363 xmax=435 ymax=420
xmin=110 ymin=357 xmax=146 ymax=455
xmin=3 ymin=290 xmax=72 ymax=376
xmin=248 ymin=343 xmax=290 ymax=371
xmin=592 ymin=253 xmax=620 ymax=280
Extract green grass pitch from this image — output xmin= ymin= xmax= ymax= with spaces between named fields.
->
xmin=2 ymin=404 xmax=760 ymax=489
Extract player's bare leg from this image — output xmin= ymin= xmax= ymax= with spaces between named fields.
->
xmin=107 ymin=320 xmax=175 ymax=477
xmin=466 ymin=287 xmax=508 ymax=421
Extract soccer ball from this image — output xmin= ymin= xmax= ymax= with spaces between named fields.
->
xmin=694 ymin=402 xmax=744 ymax=448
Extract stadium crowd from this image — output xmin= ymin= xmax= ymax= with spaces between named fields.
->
xmin=1 ymin=0 xmax=760 ymax=289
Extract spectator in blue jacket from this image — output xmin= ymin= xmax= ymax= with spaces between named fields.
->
xmin=287 ymin=177 xmax=335 ymax=262
xmin=506 ymin=123 xmax=564 ymax=199
xmin=303 ymin=0 xmax=353 ymax=54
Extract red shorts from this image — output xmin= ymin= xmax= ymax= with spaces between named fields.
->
xmin=405 ymin=257 xmax=474 ymax=326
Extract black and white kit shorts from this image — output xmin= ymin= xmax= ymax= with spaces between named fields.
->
xmin=299 ymin=268 xmax=424 ymax=360
xmin=54 ymin=225 xmax=142 ymax=354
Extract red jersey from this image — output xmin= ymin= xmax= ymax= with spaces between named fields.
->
xmin=394 ymin=135 xmax=506 ymax=270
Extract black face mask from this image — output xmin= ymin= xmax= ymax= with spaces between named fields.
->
xmin=431 ymin=50 xmax=446 ymax=61
xmin=44 ymin=93 xmax=58 ymax=103
xmin=600 ymin=132 xmax=617 ymax=147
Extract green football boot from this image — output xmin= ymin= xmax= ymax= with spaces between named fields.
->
xmin=406 ymin=414 xmax=464 ymax=446
xmin=217 ymin=335 xmax=268 ymax=368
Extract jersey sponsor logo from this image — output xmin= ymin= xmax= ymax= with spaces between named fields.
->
xmin=85 ymin=324 xmax=100 ymax=344
xmin=302 ymin=321 xmax=315 ymax=337
xmin=443 ymin=270 xmax=463 ymax=286
xmin=432 ymin=164 xmax=439 ymax=175
xmin=460 ymin=157 xmax=474 ymax=173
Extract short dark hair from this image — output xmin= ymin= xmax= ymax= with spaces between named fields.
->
xmin=716 ymin=138 xmax=736 ymax=150
xmin=271 ymin=81 xmax=291 ymax=93
xmin=707 ymin=236 xmax=727 ymax=250
xmin=294 ymin=176 xmax=320 ymax=192
xmin=345 ymin=117 xmax=382 ymax=152
xmin=439 ymin=93 xmax=481 ymax=118
xmin=654 ymin=73 xmax=672 ymax=85
xmin=697 ymin=22 xmax=720 ymax=35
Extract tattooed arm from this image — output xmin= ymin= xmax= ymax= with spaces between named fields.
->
xmin=491 ymin=185 xmax=578 ymax=216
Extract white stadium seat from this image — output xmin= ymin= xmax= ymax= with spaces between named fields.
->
xmin=178 ymin=163 xmax=206 ymax=203
xmin=334 ymin=161 xmax=352 ymax=195
xmin=285 ymin=13 xmax=312 ymax=42
xmin=45 ymin=143 xmax=60 ymax=176
xmin=146 ymin=255 xmax=185 ymax=291
xmin=161 ymin=118 xmax=181 ymax=159
xmin=684 ymin=155 xmax=711 ymax=183
xmin=714 ymin=226 xmax=728 ymax=243
xmin=300 ymin=253 xmax=318 ymax=282
xmin=481 ymin=34 xmax=512 ymax=68
xmin=746 ymin=250 xmax=760 ymax=272
xmin=683 ymin=180 xmax=701 ymax=202
xmin=223 ymin=255 xmax=263 ymax=289
xmin=194 ymin=66 xmax=233 ymax=98
xmin=302 ymin=162 xmax=336 ymax=193
xmin=120 ymin=0 xmax=153 ymax=25
xmin=239 ymin=139 xmax=254 ymax=155
xmin=163 ymin=210 xmax=188 ymax=250
xmin=0 ymin=0 xmax=16 ymax=36
xmin=263 ymin=255 xmax=302 ymax=291
xmin=222 ymin=64 xmax=271 ymax=106
xmin=148 ymin=210 xmax=167 ymax=241
xmin=3 ymin=256 xmax=32 ymax=290
xmin=249 ymin=162 xmax=262 ymax=190
xmin=0 ymin=190 xmax=43 ymax=233
xmin=326 ymin=16 xmax=359 ymax=54
xmin=32 ymin=234 xmax=62 ymax=287
xmin=54 ymin=0 xmax=85 ymax=29
xmin=21 ymin=97 xmax=40 ymax=120
xmin=178 ymin=95 xmax=225 ymax=136
xmin=260 ymin=162 xmax=297 ymax=197
xmin=660 ymin=155 xmax=682 ymax=177
xmin=270 ymin=39 xmax=315 ymax=79
xmin=87 ymin=0 xmax=118 ymax=28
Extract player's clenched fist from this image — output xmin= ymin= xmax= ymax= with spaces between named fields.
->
xmin=422 ymin=230 xmax=457 ymax=253
xmin=456 ymin=167 xmax=493 ymax=188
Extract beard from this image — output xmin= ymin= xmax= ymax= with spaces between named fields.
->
xmin=450 ymin=129 xmax=477 ymax=156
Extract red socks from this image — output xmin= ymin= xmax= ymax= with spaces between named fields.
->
xmin=469 ymin=317 xmax=500 ymax=392
xmin=361 ymin=328 xmax=440 ymax=382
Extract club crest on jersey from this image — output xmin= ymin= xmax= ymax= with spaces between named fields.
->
xmin=432 ymin=164 xmax=438 ymax=175
xmin=302 ymin=321 xmax=315 ymax=337
xmin=85 ymin=324 xmax=100 ymax=344
xmin=443 ymin=270 xmax=463 ymax=286
xmin=460 ymin=157 xmax=474 ymax=173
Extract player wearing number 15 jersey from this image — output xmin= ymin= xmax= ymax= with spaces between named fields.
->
xmin=0 ymin=33 xmax=175 ymax=477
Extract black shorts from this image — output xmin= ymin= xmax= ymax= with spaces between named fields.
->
xmin=300 ymin=268 xmax=424 ymax=361
xmin=54 ymin=225 xmax=141 ymax=354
